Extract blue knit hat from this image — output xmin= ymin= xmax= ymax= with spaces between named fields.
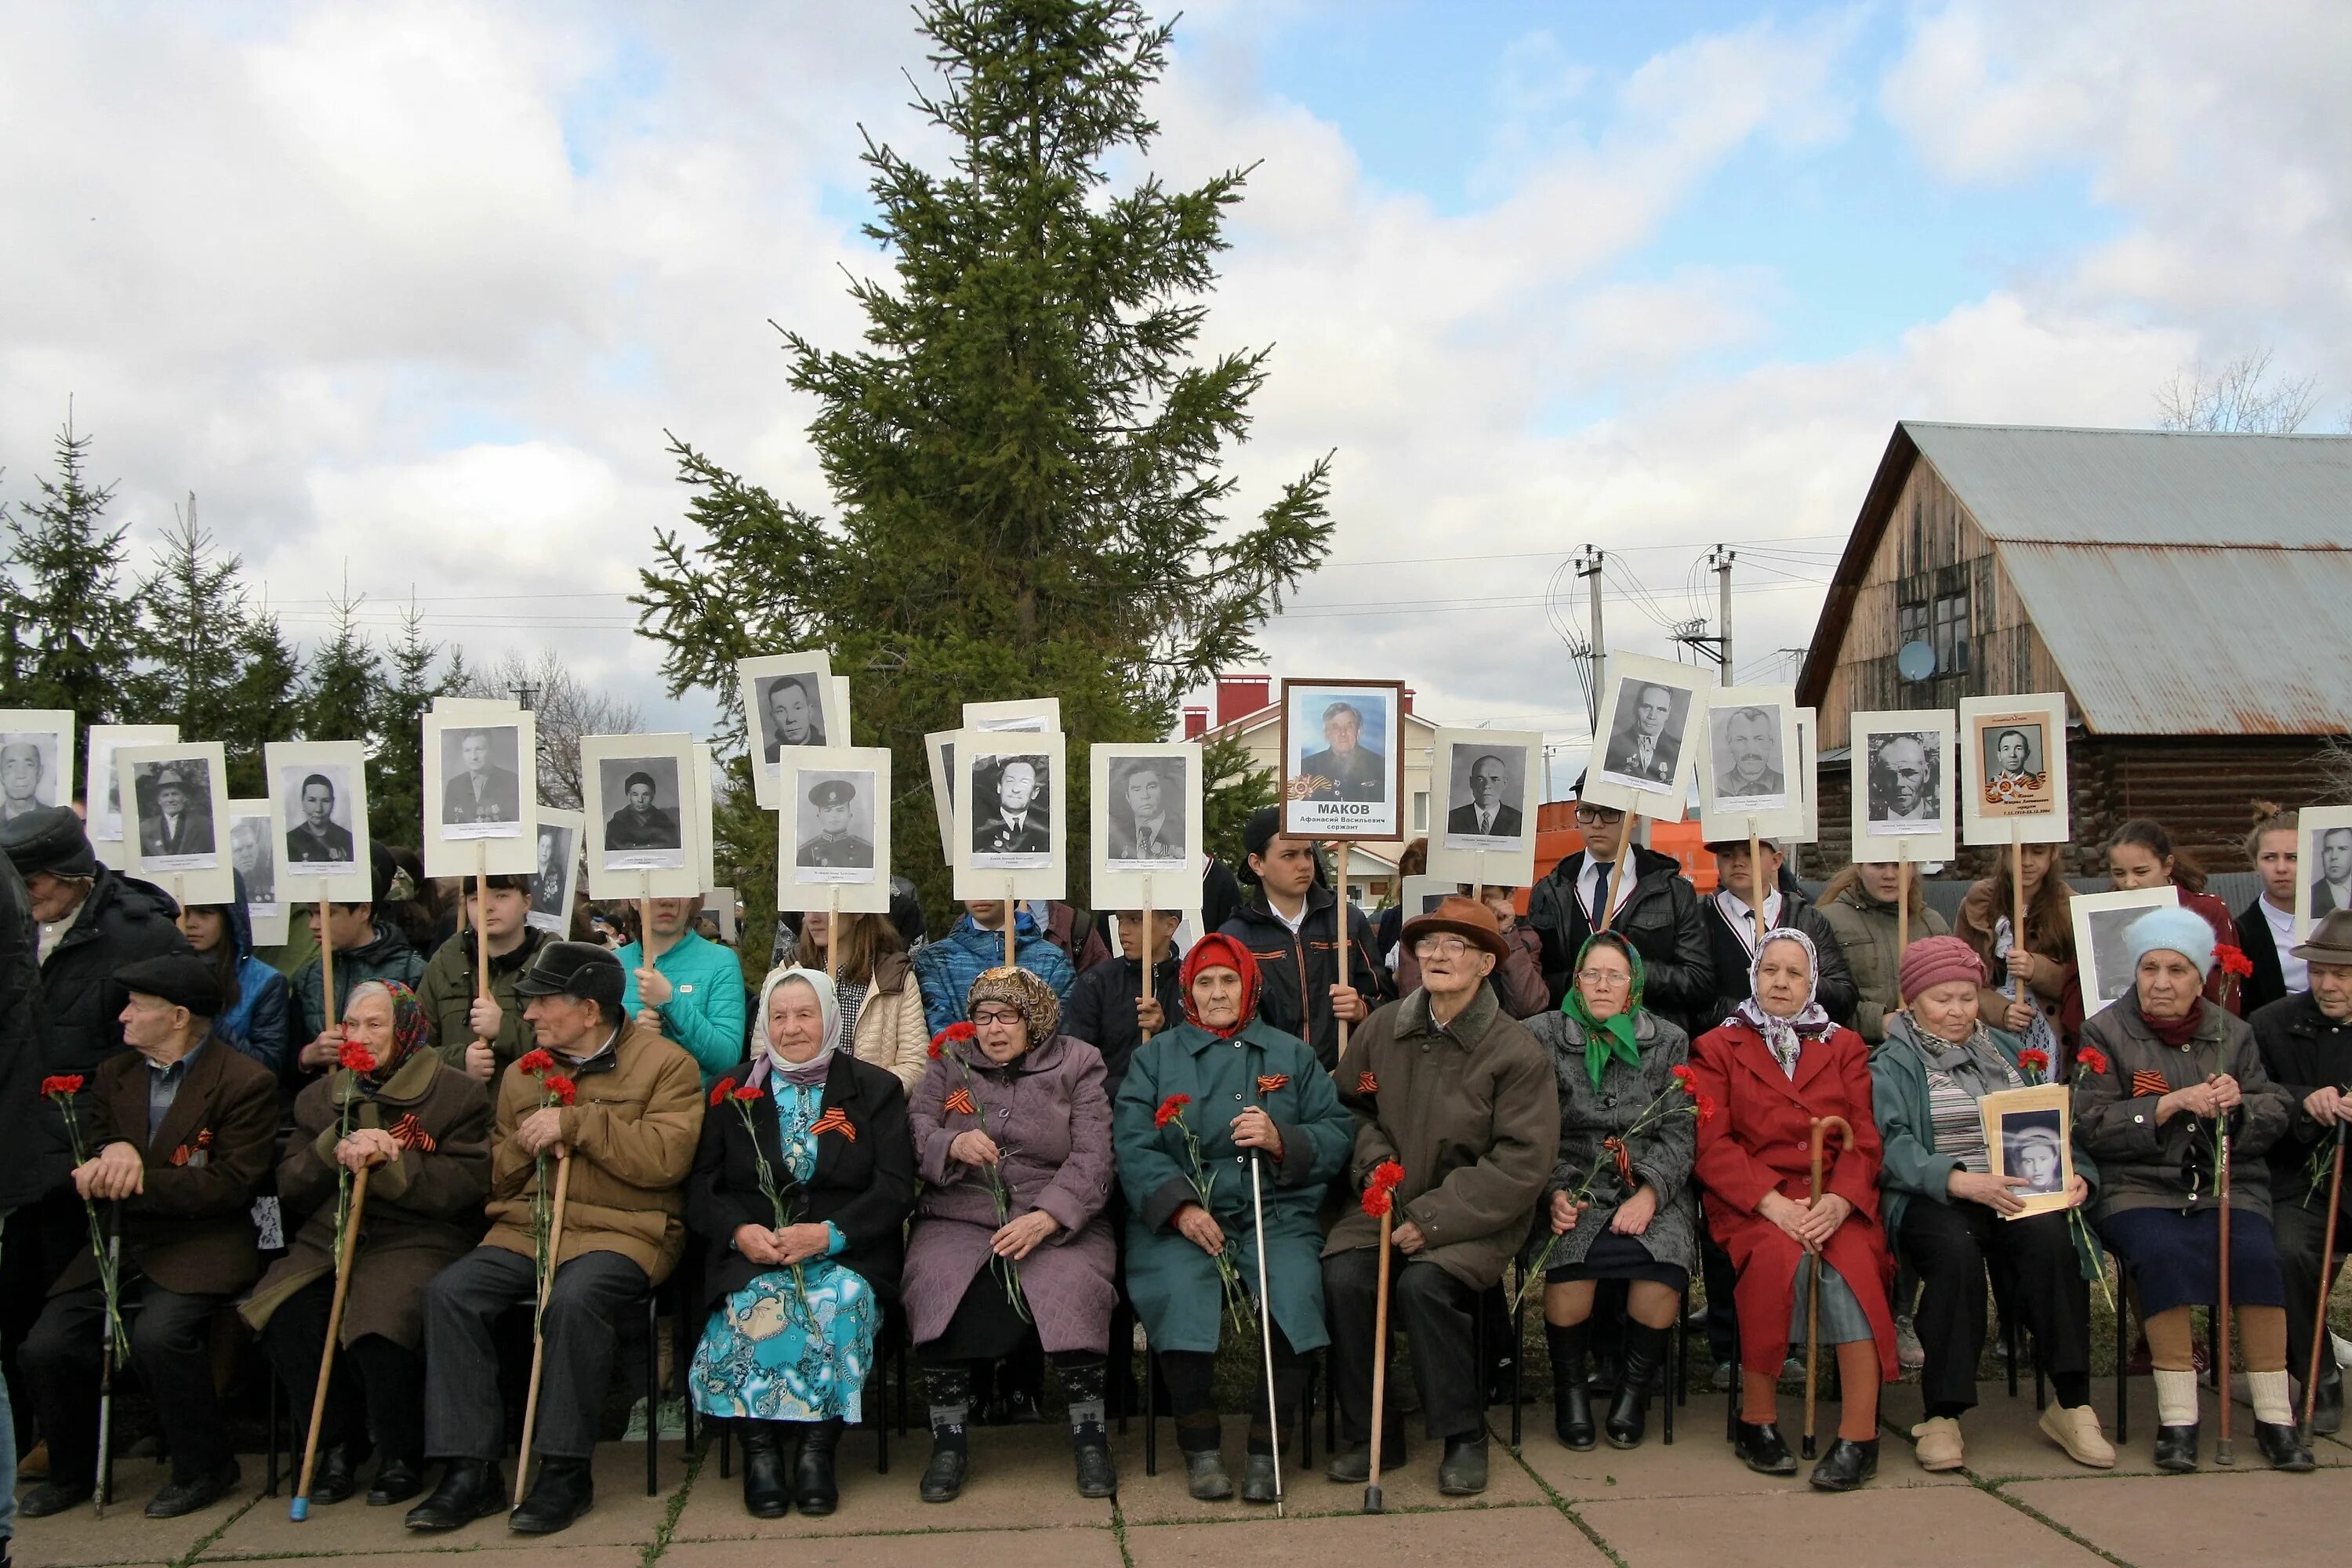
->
xmin=2123 ymin=905 xmax=2216 ymax=979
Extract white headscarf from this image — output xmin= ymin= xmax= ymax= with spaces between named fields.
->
xmin=756 ymin=964 xmax=841 ymax=1088
xmin=1733 ymin=926 xmax=1832 ymax=1079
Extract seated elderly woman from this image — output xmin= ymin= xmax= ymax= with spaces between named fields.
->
xmin=1869 ymin=937 xmax=2110 ymax=1475
xmin=1115 ymin=935 xmax=1352 ymax=1503
xmin=688 ymin=966 xmax=916 ymax=1518
xmin=1690 ymin=927 xmax=1896 ymax=1491
xmin=906 ymin=967 xmax=1119 ymax=1503
xmin=2074 ymin=906 xmax=2312 ymax=1472
xmin=1324 ymin=897 xmax=1558 ymax=1497
xmin=245 ymin=980 xmax=491 ymax=1508
xmin=1526 ymin=931 xmax=1699 ymax=1451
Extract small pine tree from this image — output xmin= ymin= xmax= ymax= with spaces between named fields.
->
xmin=303 ymin=579 xmax=383 ymax=749
xmin=369 ymin=601 xmax=463 ymax=848
xmin=225 ymin=607 xmax=307 ymax=797
xmin=129 ymin=497 xmax=249 ymax=741
xmin=2 ymin=414 xmax=140 ymax=721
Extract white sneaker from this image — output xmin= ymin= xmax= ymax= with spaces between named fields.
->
xmin=2038 ymin=1403 xmax=2116 ymax=1469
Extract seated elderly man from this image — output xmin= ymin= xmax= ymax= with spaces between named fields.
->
xmin=405 ymin=942 xmax=702 ymax=1537
xmin=18 ymin=955 xmax=279 ymax=1519
xmin=1323 ymin=896 xmax=1559 ymax=1496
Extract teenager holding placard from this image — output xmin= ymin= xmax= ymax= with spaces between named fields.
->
xmin=619 ymin=896 xmax=747 ymax=1087
xmin=289 ymin=847 xmax=424 ymax=1086
xmin=1221 ymin=807 xmax=1382 ymax=1072
xmin=1526 ymin=772 xmax=1715 ymax=1038
xmin=418 ymin=873 xmax=550 ymax=1086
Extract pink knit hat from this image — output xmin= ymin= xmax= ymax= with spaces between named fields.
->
xmin=1900 ymin=935 xmax=1985 ymax=1000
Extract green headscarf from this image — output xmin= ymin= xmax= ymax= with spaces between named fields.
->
xmin=1563 ymin=931 xmax=1647 ymax=1091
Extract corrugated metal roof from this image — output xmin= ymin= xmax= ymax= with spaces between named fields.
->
xmin=1904 ymin=422 xmax=2352 ymax=546
xmin=1998 ymin=542 xmax=2352 ymax=735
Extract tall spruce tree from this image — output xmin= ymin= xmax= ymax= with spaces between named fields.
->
xmin=303 ymin=582 xmax=382 ymax=744
xmin=129 ymin=498 xmax=249 ymax=742
xmin=1 ymin=414 xmax=141 ymax=721
xmin=637 ymin=0 xmax=1333 ymax=921
xmin=225 ymin=607 xmax=307 ymax=797
xmin=369 ymin=601 xmax=463 ymax=848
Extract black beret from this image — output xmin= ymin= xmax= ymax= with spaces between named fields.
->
xmin=115 ymin=953 xmax=223 ymax=1017
xmin=514 ymin=939 xmax=627 ymax=1012
xmin=1 ymin=806 xmax=96 ymax=880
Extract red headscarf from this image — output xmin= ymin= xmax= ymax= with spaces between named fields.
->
xmin=1179 ymin=933 xmax=1261 ymax=1038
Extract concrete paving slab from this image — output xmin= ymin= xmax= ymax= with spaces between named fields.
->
xmin=12 ymin=1460 xmax=256 ymax=1568
xmin=1123 ymin=1502 xmax=1600 ymax=1568
xmin=1879 ymin=1376 xmax=2347 ymax=1481
xmin=1576 ymin=1479 xmax=2106 ymax=1568
xmin=198 ymin=1443 xmax=685 ymax=1559
xmin=1512 ymin=1395 xmax=1962 ymax=1501
xmin=668 ymin=1423 xmax=1112 ymax=1541
xmin=665 ymin=1526 xmax=1123 ymax=1568
xmin=1108 ymin=1421 xmax=1541 ymax=1525
xmin=2004 ymin=1468 xmax=2352 ymax=1568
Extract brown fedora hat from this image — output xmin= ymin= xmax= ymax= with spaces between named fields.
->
xmin=1400 ymin=895 xmax=1511 ymax=964
xmin=2291 ymin=908 xmax=2352 ymax=966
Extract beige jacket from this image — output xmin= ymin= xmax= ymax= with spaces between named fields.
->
xmin=851 ymin=952 xmax=931 ymax=1093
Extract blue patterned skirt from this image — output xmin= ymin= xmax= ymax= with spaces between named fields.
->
xmin=688 ymin=1262 xmax=878 ymax=1424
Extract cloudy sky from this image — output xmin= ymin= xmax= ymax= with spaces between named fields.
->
xmin=3 ymin=1 xmax=2346 ymax=788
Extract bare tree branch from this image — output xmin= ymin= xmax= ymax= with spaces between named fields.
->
xmin=2155 ymin=344 xmax=2320 ymax=434
xmin=454 ymin=648 xmax=640 ymax=810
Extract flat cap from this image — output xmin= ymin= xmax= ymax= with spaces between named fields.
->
xmin=0 ymin=806 xmax=96 ymax=880
xmin=514 ymin=939 xmax=627 ymax=1012
xmin=115 ymin=953 xmax=223 ymax=1016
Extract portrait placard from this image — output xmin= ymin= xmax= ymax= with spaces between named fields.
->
xmin=1960 ymin=693 xmax=2071 ymax=846
xmin=924 ymin=729 xmax=960 ymax=862
xmin=2069 ymin=886 xmax=2181 ymax=1016
xmin=2293 ymin=805 xmax=2352 ymax=941
xmin=830 ymin=677 xmax=853 ymax=736
xmin=227 ymin=798 xmax=287 ymax=947
xmin=1978 ymin=1083 xmax=2075 ymax=1218
xmin=1278 ymin=678 xmax=1406 ymax=841
xmin=266 ymin=740 xmax=373 ymax=903
xmin=1696 ymin=687 xmax=1802 ymax=843
xmin=953 ymin=730 xmax=1066 ymax=902
xmin=118 ymin=741 xmax=233 ymax=904
xmin=527 ymin=808 xmax=583 ymax=936
xmin=1091 ymin=742 xmax=1203 ymax=910
xmin=1582 ymin=653 xmax=1700 ymax=816
xmin=964 ymin=698 xmax=1061 ymax=735
xmin=422 ymin=708 xmax=539 ymax=878
xmin=0 ymin=710 xmax=74 ymax=831
xmin=580 ymin=733 xmax=702 ymax=897
xmin=1792 ymin=708 xmax=1819 ymax=845
xmin=430 ymin=696 xmax=524 ymax=720
xmin=86 ymin=724 xmax=176 ymax=866
xmin=739 ymin=652 xmax=841 ymax=811
xmin=1425 ymin=728 xmax=1539 ymax=887
xmin=1849 ymin=710 xmax=1959 ymax=862
xmin=779 ymin=746 xmax=892 ymax=915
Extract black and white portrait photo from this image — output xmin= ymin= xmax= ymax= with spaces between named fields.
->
xmin=795 ymin=770 xmax=878 ymax=882
xmin=971 ymin=753 xmax=1051 ymax=869
xmin=438 ymin=724 xmax=524 ymax=835
xmin=1443 ymin=747 xmax=1526 ymax=848
xmin=132 ymin=757 xmax=218 ymax=866
xmin=1597 ymin=676 xmax=1693 ymax=796
xmin=1998 ymin=1109 xmax=2067 ymax=1197
xmin=757 ymin=672 xmax=829 ymax=760
xmin=1279 ymin=680 xmax=1403 ymax=841
xmin=2313 ymin=825 xmax=2352 ymax=917
xmin=88 ymin=725 xmax=173 ymax=844
xmin=1107 ymin=755 xmax=1188 ymax=869
xmin=1866 ymin=730 xmax=1944 ymax=830
xmin=281 ymin=764 xmax=360 ymax=872
xmin=0 ymin=730 xmax=63 ymax=825
xmin=598 ymin=757 xmax=686 ymax=869
xmin=529 ymin=819 xmax=576 ymax=931
xmin=2069 ymin=888 xmax=2178 ymax=1014
xmin=230 ymin=814 xmax=278 ymax=909
xmin=1708 ymin=704 xmax=1788 ymax=809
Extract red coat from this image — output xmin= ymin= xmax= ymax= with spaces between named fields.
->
xmin=1690 ymin=1018 xmax=1896 ymax=1381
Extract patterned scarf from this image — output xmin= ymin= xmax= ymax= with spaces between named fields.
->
xmin=1733 ymin=926 xmax=1832 ymax=1078
xmin=349 ymin=979 xmax=430 ymax=1094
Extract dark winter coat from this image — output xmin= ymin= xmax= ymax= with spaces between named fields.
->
xmin=1701 ymin=885 xmax=1860 ymax=1030
xmin=208 ymin=891 xmax=293 ymax=1077
xmin=905 ymin=1033 xmax=1116 ymax=1355
xmin=1062 ymin=950 xmax=1182 ymax=1097
xmin=2074 ymin=996 xmax=2290 ymax=1221
xmin=2251 ymin=991 xmax=2352 ymax=1230
xmin=0 ymin=856 xmax=49 ymax=1214
xmin=2234 ymin=898 xmax=2296 ymax=1018
xmin=1526 ymin=845 xmax=1715 ymax=1038
xmin=416 ymin=924 xmax=552 ymax=1084
xmin=1218 ymin=883 xmax=1390 ymax=1071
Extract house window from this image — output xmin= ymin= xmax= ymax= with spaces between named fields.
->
xmin=1933 ymin=590 xmax=1969 ymax=675
xmin=1898 ymin=600 xmax=1927 ymax=654
xmin=1412 ymin=791 xmax=1429 ymax=833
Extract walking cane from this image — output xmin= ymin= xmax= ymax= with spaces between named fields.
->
xmin=291 ymin=1161 xmax=374 ymax=1520
xmin=2216 ymin=1109 xmax=2234 ymax=1466
xmin=2305 ymin=1119 xmax=2347 ymax=1439
xmin=1363 ymin=1202 xmax=1392 ymax=1515
xmin=94 ymin=1209 xmax=121 ymax=1518
xmin=1802 ymin=1116 xmax=1855 ymax=1461
xmin=1248 ymin=1149 xmax=1285 ymax=1515
xmin=515 ymin=1151 xmax=575 ymax=1507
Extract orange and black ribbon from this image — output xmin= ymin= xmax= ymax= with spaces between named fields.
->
xmin=1602 ymin=1134 xmax=1635 ymax=1191
xmin=1355 ymin=1072 xmax=1378 ymax=1095
xmin=390 ymin=1113 xmax=437 ymax=1152
xmin=1256 ymin=1074 xmax=1290 ymax=1096
xmin=2131 ymin=1070 xmax=2170 ymax=1099
xmin=942 ymin=1087 xmax=978 ymax=1118
xmin=811 ymin=1106 xmax=857 ymax=1142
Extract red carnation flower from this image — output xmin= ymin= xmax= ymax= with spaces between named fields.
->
xmin=339 ymin=1040 xmax=379 ymax=1075
xmin=709 ymin=1083 xmax=728 ymax=1108
xmin=38 ymin=1074 xmax=83 ymax=1098
xmin=1671 ymin=1063 xmax=1698 ymax=1096
xmin=1360 ymin=1185 xmax=1392 ymax=1219
xmin=1371 ymin=1160 xmax=1406 ymax=1192
xmin=1154 ymin=1093 xmax=1192 ymax=1129
xmin=2016 ymin=1048 xmax=2049 ymax=1079
xmin=543 ymin=1076 xmax=578 ymax=1107
xmin=1696 ymin=1094 xmax=1718 ymax=1124
xmin=2075 ymin=1046 xmax=2111 ymax=1079
xmin=517 ymin=1049 xmax=556 ymax=1075
xmin=2216 ymin=943 xmax=2255 ymax=980
xmin=731 ymin=1083 xmax=764 ymax=1102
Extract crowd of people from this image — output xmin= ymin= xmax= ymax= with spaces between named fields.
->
xmin=0 ymin=777 xmax=2345 ymax=1551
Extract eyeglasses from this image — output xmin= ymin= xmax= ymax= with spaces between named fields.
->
xmin=971 ymin=1007 xmax=1022 ymax=1026
xmin=1575 ymin=967 xmax=1631 ymax=988
xmin=1573 ymin=805 xmax=1625 ymax=826
xmin=1413 ymin=936 xmax=1473 ymax=959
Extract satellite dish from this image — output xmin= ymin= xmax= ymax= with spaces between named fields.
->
xmin=1896 ymin=641 xmax=1936 ymax=682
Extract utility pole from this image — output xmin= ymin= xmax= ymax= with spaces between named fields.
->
xmin=511 ymin=682 xmax=540 ymax=710
xmin=1575 ymin=544 xmax=1605 ymax=727
xmin=1708 ymin=544 xmax=1736 ymax=686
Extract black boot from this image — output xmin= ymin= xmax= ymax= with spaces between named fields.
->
xmin=1438 ymin=1433 xmax=1489 ymax=1496
xmin=742 ymin=1422 xmax=792 ymax=1519
xmin=2153 ymin=1422 xmax=2200 ymax=1473
xmin=2256 ymin=1420 xmax=2317 ymax=1472
xmin=793 ymin=1418 xmax=843 ymax=1515
xmin=368 ymin=1456 xmax=427 ymax=1507
xmin=403 ymin=1460 xmax=505 ymax=1532
xmin=1546 ymin=1320 xmax=1596 ymax=1450
xmin=1606 ymin=1322 xmax=1667 ymax=1450
xmin=144 ymin=1457 xmax=241 ymax=1520
xmin=508 ymin=1457 xmax=593 ymax=1534
xmin=1734 ymin=1420 xmax=1797 ymax=1476
xmin=922 ymin=1363 xmax=973 ymax=1503
xmin=307 ymin=1444 xmax=360 ymax=1506
xmin=1064 ymin=1357 xmax=1115 ymax=1500
xmin=2311 ymin=1365 xmax=2343 ymax=1437
xmin=1809 ymin=1436 xmax=1878 ymax=1492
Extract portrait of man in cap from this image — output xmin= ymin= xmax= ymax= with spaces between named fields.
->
xmin=441 ymin=725 xmax=523 ymax=829
xmin=284 ymin=768 xmax=358 ymax=866
xmin=136 ymin=759 xmax=216 ymax=859
xmin=796 ymin=772 xmax=875 ymax=873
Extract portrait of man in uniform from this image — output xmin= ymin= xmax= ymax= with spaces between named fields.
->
xmin=1601 ymin=680 xmax=1687 ymax=787
xmin=1106 ymin=756 xmax=1187 ymax=866
xmin=441 ymin=725 xmax=523 ymax=829
xmin=971 ymin=753 xmax=1051 ymax=866
xmin=1711 ymin=706 xmax=1786 ymax=804
xmin=797 ymin=773 xmax=876 ymax=873
xmin=1298 ymin=701 xmax=1388 ymax=804
xmin=284 ymin=769 xmax=358 ymax=866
